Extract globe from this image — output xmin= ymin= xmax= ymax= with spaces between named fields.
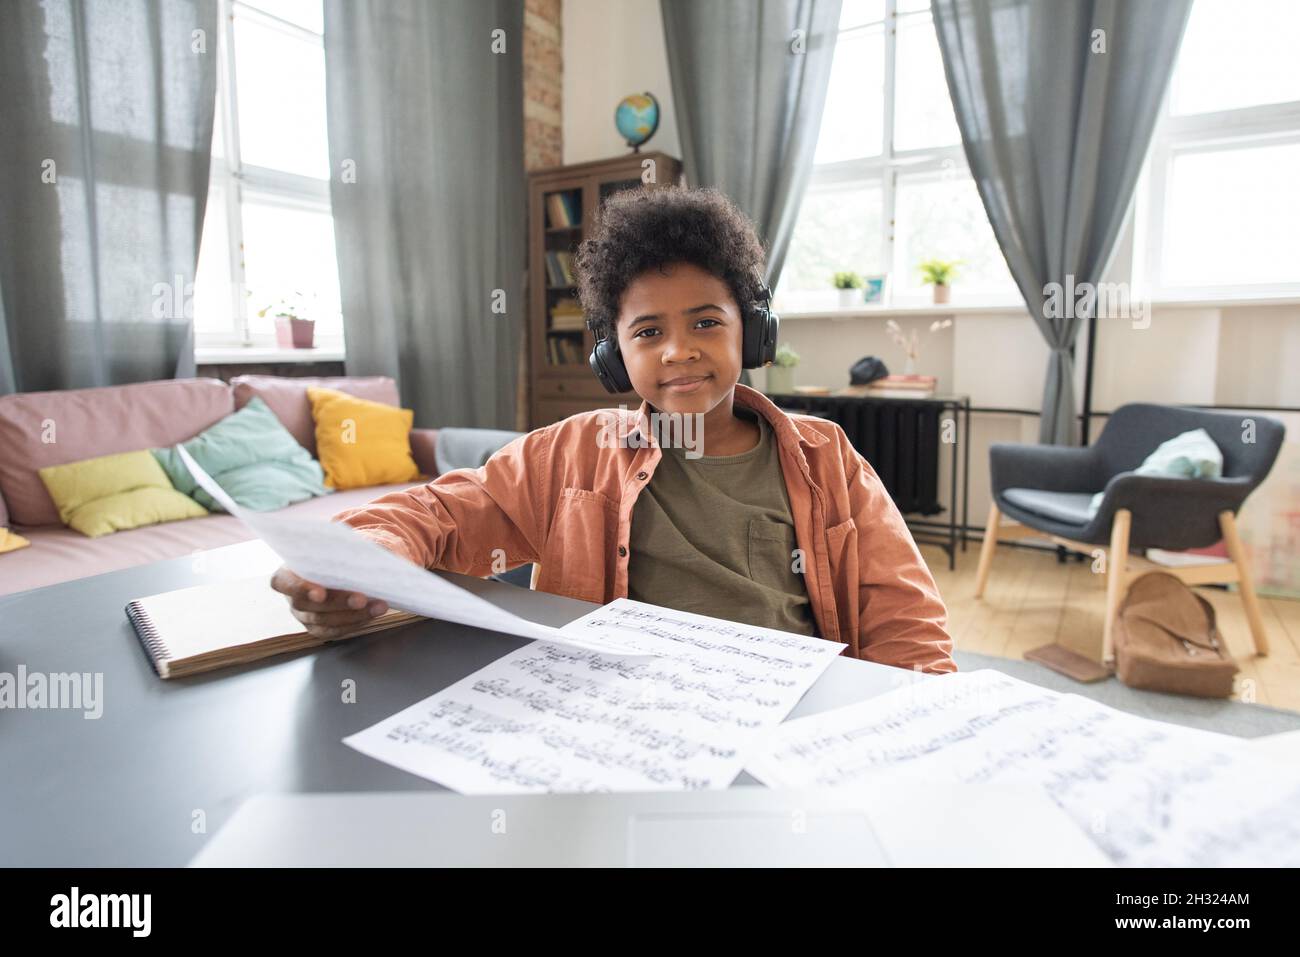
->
xmin=615 ymin=93 xmax=660 ymax=150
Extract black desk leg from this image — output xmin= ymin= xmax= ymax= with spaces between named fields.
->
xmin=948 ymin=407 xmax=957 ymax=571
xmin=962 ymin=399 xmax=971 ymax=553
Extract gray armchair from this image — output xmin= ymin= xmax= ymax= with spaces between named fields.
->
xmin=974 ymin=403 xmax=1284 ymax=663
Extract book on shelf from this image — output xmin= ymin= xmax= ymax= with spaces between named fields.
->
xmin=549 ymin=296 xmax=585 ymax=331
xmin=556 ymin=250 xmax=574 ymax=284
xmin=545 ymin=192 xmax=580 ymax=229
xmin=546 ymin=336 xmax=585 ymax=365
xmin=872 ymin=375 xmax=937 ymax=390
xmin=544 ymin=250 xmax=577 ymax=287
xmin=853 ymin=389 xmax=937 ymax=399
xmin=836 ymin=375 xmax=938 ymax=399
xmin=1146 ymin=547 xmax=1231 ymax=567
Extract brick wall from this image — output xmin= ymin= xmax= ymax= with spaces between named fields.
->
xmin=523 ymin=0 xmax=562 ymax=171
xmin=519 ymin=0 xmax=562 ymax=427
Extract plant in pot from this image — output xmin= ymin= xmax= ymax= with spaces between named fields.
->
xmin=766 ymin=342 xmax=800 ymax=395
xmin=832 ymin=271 xmax=865 ymax=308
xmin=259 ymin=292 xmax=316 ymax=349
xmin=917 ymin=259 xmax=961 ymax=304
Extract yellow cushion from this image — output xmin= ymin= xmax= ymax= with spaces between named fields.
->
xmin=0 ymin=528 xmax=31 ymax=553
xmin=307 ymin=387 xmax=420 ymax=490
xmin=38 ymin=450 xmax=208 ymax=538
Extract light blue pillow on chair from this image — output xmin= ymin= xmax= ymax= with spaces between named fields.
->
xmin=152 ymin=397 xmax=331 ymax=512
xmin=1088 ymin=427 xmax=1223 ymax=517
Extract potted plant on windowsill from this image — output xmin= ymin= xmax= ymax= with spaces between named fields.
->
xmin=832 ymin=271 xmax=865 ymax=308
xmin=765 ymin=342 xmax=800 ymax=396
xmin=259 ymin=292 xmax=317 ymax=349
xmin=918 ymin=259 xmax=961 ymax=304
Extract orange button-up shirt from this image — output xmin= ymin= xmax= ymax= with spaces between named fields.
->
xmin=335 ymin=384 xmax=956 ymax=674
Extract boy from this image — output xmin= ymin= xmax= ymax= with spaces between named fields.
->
xmin=273 ymin=186 xmax=955 ymax=673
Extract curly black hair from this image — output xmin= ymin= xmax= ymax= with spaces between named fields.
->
xmin=572 ymin=185 xmax=767 ymax=342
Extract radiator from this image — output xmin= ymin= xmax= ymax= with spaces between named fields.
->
xmin=773 ymin=396 xmax=944 ymax=517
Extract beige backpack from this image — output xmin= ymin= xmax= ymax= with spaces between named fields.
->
xmin=1114 ymin=571 xmax=1239 ymax=698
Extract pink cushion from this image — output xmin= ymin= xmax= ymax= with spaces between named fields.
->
xmin=0 ymin=378 xmax=234 ymax=527
xmin=230 ymin=375 xmax=400 ymax=454
xmin=0 ymin=481 xmax=428 ymax=597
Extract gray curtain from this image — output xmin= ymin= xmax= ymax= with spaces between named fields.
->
xmin=0 ymin=0 xmax=218 ymax=395
xmin=660 ymin=0 xmax=842 ymax=290
xmin=323 ymin=0 xmax=525 ymax=430
xmin=932 ymin=0 xmax=1191 ymax=445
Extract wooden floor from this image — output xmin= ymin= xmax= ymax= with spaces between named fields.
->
xmin=921 ymin=540 xmax=1300 ymax=711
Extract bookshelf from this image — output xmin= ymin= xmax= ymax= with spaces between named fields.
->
xmin=526 ymin=151 xmax=683 ymax=428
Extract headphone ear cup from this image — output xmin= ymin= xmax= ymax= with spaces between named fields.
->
xmin=742 ymin=303 xmax=780 ymax=369
xmin=741 ymin=306 xmax=760 ymax=368
xmin=762 ymin=308 xmax=780 ymax=366
xmin=589 ymin=337 xmax=633 ymax=394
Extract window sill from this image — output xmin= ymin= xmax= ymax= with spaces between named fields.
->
xmin=778 ymin=301 xmax=1027 ymax=320
xmin=195 ymin=345 xmax=346 ymax=364
xmin=778 ymin=294 xmax=1300 ymax=320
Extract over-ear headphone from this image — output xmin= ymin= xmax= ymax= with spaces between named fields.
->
xmin=587 ymin=272 xmax=781 ymax=395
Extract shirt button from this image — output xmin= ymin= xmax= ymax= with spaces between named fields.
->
xmin=636 ymin=471 xmax=648 ymax=481
xmin=618 ymin=545 xmax=627 ymax=557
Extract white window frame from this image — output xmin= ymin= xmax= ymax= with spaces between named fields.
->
xmin=780 ymin=0 xmax=1020 ymax=312
xmin=1134 ymin=94 xmax=1300 ymax=303
xmin=198 ymin=0 xmax=339 ymax=350
xmin=791 ymin=0 xmax=1300 ymax=314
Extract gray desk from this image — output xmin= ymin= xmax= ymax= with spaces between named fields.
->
xmin=0 ymin=541 xmax=922 ymax=867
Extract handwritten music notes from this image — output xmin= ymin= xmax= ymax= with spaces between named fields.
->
xmin=746 ymin=669 xmax=1300 ymax=867
xmin=343 ymin=598 xmax=844 ymax=794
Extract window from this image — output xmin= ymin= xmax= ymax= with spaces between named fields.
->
xmin=194 ymin=0 xmax=343 ymax=350
xmin=1134 ymin=0 xmax=1300 ymax=299
xmin=780 ymin=0 xmax=1016 ymax=310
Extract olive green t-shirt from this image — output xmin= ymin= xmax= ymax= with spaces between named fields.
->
xmin=626 ymin=406 xmax=818 ymax=636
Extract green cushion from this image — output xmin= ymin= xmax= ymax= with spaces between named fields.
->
xmin=152 ymin=397 xmax=330 ymax=512
xmin=38 ymin=451 xmax=208 ymax=538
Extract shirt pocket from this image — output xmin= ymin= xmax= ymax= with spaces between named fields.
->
xmin=539 ymin=487 xmax=619 ymax=600
xmin=747 ymin=519 xmax=800 ymax=591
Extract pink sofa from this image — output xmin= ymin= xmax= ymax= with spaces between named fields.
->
xmin=0 ymin=375 xmax=438 ymax=597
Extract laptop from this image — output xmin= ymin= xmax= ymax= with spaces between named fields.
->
xmin=190 ymin=782 xmax=1111 ymax=867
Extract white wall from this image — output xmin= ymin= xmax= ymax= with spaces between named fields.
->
xmin=1091 ymin=309 xmax=1222 ymax=409
xmin=1214 ymin=306 xmax=1300 ymax=408
xmin=562 ymin=0 xmax=681 ymax=166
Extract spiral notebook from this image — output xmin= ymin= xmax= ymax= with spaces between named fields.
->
xmin=125 ymin=578 xmax=420 ymax=679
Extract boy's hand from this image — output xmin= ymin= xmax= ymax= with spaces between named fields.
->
xmin=270 ymin=566 xmax=389 ymax=639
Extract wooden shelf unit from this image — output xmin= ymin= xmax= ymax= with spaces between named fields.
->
xmin=526 ymin=151 xmax=683 ymax=428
